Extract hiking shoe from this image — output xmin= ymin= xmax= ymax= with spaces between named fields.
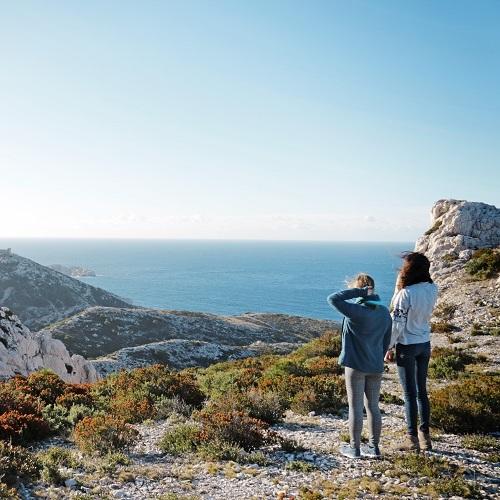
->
xmin=340 ymin=444 xmax=361 ymax=459
xmin=398 ymin=434 xmax=419 ymax=452
xmin=361 ymin=444 xmax=382 ymax=458
xmin=418 ymin=430 xmax=432 ymax=451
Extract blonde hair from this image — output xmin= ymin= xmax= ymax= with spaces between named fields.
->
xmin=347 ymin=273 xmax=375 ymax=289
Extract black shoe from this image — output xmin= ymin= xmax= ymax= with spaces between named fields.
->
xmin=340 ymin=444 xmax=361 ymax=459
xmin=361 ymin=444 xmax=381 ymax=458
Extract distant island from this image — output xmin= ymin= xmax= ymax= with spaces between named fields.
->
xmin=49 ymin=264 xmax=97 ymax=278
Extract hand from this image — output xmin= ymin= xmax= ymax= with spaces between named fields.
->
xmin=367 ymin=286 xmax=374 ymax=296
xmin=384 ymin=350 xmax=395 ymax=363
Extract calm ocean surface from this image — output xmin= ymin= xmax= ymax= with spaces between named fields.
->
xmin=0 ymin=239 xmax=413 ymax=321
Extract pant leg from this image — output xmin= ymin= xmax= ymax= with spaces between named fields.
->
xmin=344 ymin=367 xmax=365 ymax=449
xmin=364 ymin=372 xmax=382 ymax=447
xmin=414 ymin=342 xmax=431 ymax=432
xmin=396 ymin=343 xmax=418 ymax=436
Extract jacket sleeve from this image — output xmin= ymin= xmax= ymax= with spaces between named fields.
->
xmin=389 ymin=288 xmax=410 ymax=348
xmin=327 ymin=288 xmax=369 ymax=321
xmin=383 ymin=321 xmax=392 ymax=353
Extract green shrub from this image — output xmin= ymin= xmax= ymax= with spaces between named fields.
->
xmin=158 ymin=423 xmax=200 ymax=455
xmin=73 ymin=415 xmax=139 ymax=455
xmin=430 ymin=374 xmax=500 ymax=433
xmin=391 ymin=452 xmax=457 ymax=478
xmin=284 ymin=460 xmax=317 ymax=472
xmin=154 ymin=395 xmax=193 ymax=419
xmin=0 ymin=441 xmax=41 ymax=486
xmin=465 ymin=248 xmax=500 ymax=279
xmin=428 ymin=347 xmax=479 ymax=380
xmin=289 ymin=375 xmax=346 ymax=415
xmin=442 ymin=253 xmax=458 ymax=263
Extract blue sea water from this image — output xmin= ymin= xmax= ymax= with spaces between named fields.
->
xmin=0 ymin=239 xmax=413 ymax=321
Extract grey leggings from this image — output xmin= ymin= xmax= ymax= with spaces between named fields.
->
xmin=344 ymin=367 xmax=382 ymax=449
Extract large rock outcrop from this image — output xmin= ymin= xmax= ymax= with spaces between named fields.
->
xmin=415 ymin=200 xmax=500 ymax=349
xmin=0 ymin=307 xmax=97 ymax=382
xmin=415 ymin=199 xmax=500 ymax=280
xmin=0 ymin=251 xmax=131 ymax=330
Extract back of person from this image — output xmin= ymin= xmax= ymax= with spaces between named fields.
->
xmin=327 ymin=273 xmax=392 ymax=459
xmin=391 ymin=281 xmax=438 ymax=345
xmin=340 ymin=302 xmax=392 ymax=373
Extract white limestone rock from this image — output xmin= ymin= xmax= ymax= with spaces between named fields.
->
xmin=0 ymin=307 xmax=98 ymax=383
xmin=415 ymin=199 xmax=500 ymax=278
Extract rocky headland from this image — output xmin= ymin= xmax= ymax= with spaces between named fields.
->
xmin=0 ymin=252 xmax=130 ymax=330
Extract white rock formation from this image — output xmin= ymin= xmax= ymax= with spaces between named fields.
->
xmin=415 ymin=199 xmax=500 ymax=279
xmin=0 ymin=307 xmax=98 ymax=383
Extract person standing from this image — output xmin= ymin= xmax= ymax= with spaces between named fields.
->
xmin=328 ymin=274 xmax=392 ymax=459
xmin=385 ymin=252 xmax=438 ymax=452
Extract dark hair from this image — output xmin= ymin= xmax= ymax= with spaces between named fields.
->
xmin=397 ymin=252 xmax=433 ymax=290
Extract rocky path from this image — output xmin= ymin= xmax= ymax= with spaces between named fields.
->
xmin=28 ymin=402 xmax=499 ymax=499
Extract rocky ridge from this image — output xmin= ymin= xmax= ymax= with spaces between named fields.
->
xmin=41 ymin=308 xmax=336 ymax=375
xmin=0 ymin=307 xmax=97 ymax=383
xmin=0 ymin=251 xmax=131 ymax=330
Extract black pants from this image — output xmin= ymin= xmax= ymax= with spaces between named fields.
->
xmin=396 ymin=341 xmax=431 ymax=435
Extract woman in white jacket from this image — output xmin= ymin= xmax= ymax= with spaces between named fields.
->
xmin=385 ymin=252 xmax=438 ymax=452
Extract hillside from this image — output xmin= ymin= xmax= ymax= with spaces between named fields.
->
xmin=40 ymin=307 xmax=336 ymax=360
xmin=0 ymin=251 xmax=131 ymax=330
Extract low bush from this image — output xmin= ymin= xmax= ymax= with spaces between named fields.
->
xmin=430 ymin=374 xmax=500 ymax=433
xmin=196 ymin=410 xmax=269 ymax=451
xmin=465 ymin=248 xmax=500 ymax=279
xmin=289 ymin=375 xmax=346 ymax=415
xmin=0 ymin=410 xmax=50 ymax=444
xmin=379 ymin=392 xmax=404 ymax=405
xmin=158 ymin=423 xmax=200 ymax=455
xmin=428 ymin=347 xmax=480 ymax=379
xmin=73 ymin=415 xmax=139 ymax=454
xmin=424 ymin=220 xmax=442 ymax=236
xmin=0 ymin=441 xmax=41 ymax=486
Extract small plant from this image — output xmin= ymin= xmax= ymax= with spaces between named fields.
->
xmin=73 ymin=415 xmax=139 ymax=454
xmin=465 ymin=248 xmax=500 ymax=279
xmin=158 ymin=423 xmax=200 ymax=455
xmin=431 ymin=321 xmax=454 ymax=333
xmin=391 ymin=452 xmax=457 ymax=478
xmin=424 ymin=219 xmax=442 ymax=235
xmin=0 ymin=410 xmax=50 ymax=444
xmin=380 ymin=392 xmax=404 ymax=405
xmin=424 ymin=477 xmax=482 ymax=498
xmin=442 ymin=253 xmax=458 ymax=263
xmin=433 ymin=302 xmax=457 ymax=321
xmin=284 ymin=460 xmax=317 ymax=472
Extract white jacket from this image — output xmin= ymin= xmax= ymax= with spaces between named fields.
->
xmin=389 ymin=282 xmax=438 ymax=347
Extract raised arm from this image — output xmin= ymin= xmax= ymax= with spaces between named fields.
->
xmin=327 ymin=287 xmax=370 ymax=321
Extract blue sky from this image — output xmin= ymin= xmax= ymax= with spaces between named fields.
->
xmin=0 ymin=0 xmax=498 ymax=240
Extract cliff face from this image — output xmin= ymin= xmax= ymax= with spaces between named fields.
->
xmin=415 ymin=199 xmax=500 ymax=349
xmin=0 ymin=252 xmax=131 ymax=330
xmin=0 ymin=307 xmax=97 ymax=383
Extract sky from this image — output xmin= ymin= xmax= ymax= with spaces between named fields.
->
xmin=0 ymin=0 xmax=499 ymax=241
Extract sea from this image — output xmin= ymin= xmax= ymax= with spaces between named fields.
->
xmin=0 ymin=239 xmax=414 ymax=321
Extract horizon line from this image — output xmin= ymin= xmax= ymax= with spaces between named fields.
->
xmin=0 ymin=236 xmax=415 ymax=244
